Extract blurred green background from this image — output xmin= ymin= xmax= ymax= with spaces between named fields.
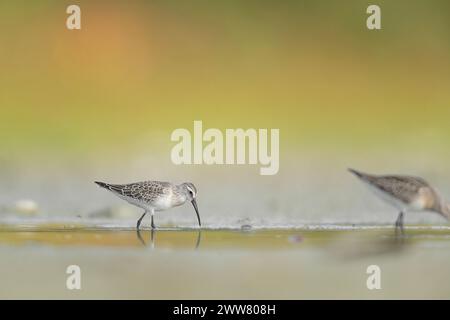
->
xmin=1 ymin=0 xmax=450 ymax=162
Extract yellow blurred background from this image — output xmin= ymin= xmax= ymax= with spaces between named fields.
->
xmin=1 ymin=0 xmax=450 ymax=161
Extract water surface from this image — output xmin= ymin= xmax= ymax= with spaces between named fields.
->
xmin=1 ymin=221 xmax=450 ymax=299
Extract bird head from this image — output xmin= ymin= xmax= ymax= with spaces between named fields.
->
xmin=181 ymin=182 xmax=201 ymax=227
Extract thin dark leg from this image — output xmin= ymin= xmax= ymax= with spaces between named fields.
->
xmin=136 ymin=211 xmax=147 ymax=230
xmin=395 ymin=211 xmax=404 ymax=235
xmin=151 ymin=214 xmax=156 ymax=229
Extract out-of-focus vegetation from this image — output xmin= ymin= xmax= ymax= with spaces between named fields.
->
xmin=1 ymin=0 xmax=450 ymax=160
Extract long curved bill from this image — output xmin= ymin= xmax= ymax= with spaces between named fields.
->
xmin=191 ymin=199 xmax=201 ymax=227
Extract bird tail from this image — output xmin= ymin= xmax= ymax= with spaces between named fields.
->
xmin=94 ymin=181 xmax=125 ymax=195
xmin=94 ymin=181 xmax=109 ymax=189
xmin=347 ymin=168 xmax=375 ymax=183
xmin=348 ymin=168 xmax=364 ymax=178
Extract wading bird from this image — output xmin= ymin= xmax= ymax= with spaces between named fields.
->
xmin=348 ymin=169 xmax=450 ymax=233
xmin=95 ymin=181 xmax=201 ymax=230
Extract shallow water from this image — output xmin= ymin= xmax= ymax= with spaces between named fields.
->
xmin=1 ymin=221 xmax=450 ymax=299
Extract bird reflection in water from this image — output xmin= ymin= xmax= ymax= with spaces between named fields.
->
xmin=136 ymin=228 xmax=202 ymax=250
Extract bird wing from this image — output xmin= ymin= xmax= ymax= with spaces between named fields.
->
xmin=367 ymin=175 xmax=429 ymax=204
xmin=106 ymin=181 xmax=171 ymax=202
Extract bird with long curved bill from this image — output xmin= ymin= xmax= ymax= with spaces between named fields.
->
xmin=95 ymin=180 xmax=201 ymax=230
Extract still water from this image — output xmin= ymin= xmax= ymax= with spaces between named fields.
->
xmin=1 ymin=222 xmax=450 ymax=299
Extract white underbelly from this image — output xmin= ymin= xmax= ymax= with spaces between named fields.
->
xmin=153 ymin=196 xmax=174 ymax=211
xmin=121 ymin=195 xmax=180 ymax=211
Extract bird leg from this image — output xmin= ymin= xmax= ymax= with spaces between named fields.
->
xmin=395 ymin=211 xmax=404 ymax=235
xmin=136 ymin=210 xmax=147 ymax=230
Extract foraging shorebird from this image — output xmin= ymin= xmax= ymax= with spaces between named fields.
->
xmin=95 ymin=181 xmax=201 ymax=230
xmin=348 ymin=169 xmax=450 ymax=233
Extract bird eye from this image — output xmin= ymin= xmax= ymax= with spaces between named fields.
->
xmin=186 ymin=187 xmax=195 ymax=198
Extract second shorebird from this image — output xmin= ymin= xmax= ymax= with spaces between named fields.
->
xmin=95 ymin=181 xmax=201 ymax=230
xmin=349 ymin=169 xmax=450 ymax=232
